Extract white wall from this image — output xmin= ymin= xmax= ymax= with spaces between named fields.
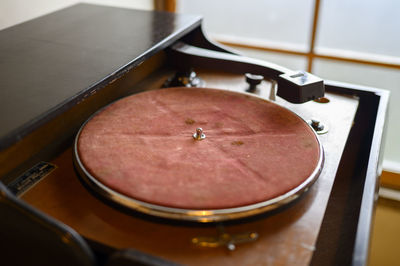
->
xmin=0 ymin=0 xmax=153 ymax=30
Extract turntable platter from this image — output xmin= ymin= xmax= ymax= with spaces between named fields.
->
xmin=74 ymin=87 xmax=323 ymax=221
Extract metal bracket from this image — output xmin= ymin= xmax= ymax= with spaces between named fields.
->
xmin=192 ymin=225 xmax=258 ymax=251
xmin=168 ymin=42 xmax=324 ymax=103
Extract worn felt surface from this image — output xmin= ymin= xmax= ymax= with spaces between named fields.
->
xmin=77 ymin=88 xmax=320 ymax=209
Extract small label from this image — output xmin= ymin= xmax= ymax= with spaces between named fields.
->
xmin=7 ymin=162 xmax=56 ymax=196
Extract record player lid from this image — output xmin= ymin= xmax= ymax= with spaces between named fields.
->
xmin=75 ymin=87 xmax=322 ymax=219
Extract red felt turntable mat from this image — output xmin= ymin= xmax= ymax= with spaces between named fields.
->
xmin=76 ymin=87 xmax=321 ymax=210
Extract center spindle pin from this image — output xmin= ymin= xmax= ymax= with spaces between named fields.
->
xmin=193 ymin=128 xmax=206 ymax=140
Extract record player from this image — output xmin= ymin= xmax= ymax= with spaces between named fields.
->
xmin=0 ymin=4 xmax=389 ymax=266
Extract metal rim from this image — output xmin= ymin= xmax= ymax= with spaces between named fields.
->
xmin=73 ymin=88 xmax=324 ymax=223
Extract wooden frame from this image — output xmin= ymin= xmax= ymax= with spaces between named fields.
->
xmin=154 ymin=0 xmax=176 ymax=12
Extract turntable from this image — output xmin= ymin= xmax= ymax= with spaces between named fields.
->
xmin=0 ymin=4 xmax=389 ymax=266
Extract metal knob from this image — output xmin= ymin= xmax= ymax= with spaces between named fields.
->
xmin=245 ymin=73 xmax=264 ymax=93
xmin=162 ymin=68 xmax=204 ymax=88
xmin=308 ymin=118 xmax=328 ymax=135
xmin=311 ymin=118 xmax=324 ymax=131
xmin=193 ymin=128 xmax=206 ymax=140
